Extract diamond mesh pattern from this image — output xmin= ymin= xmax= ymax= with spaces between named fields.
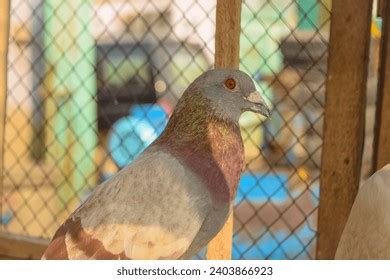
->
xmin=1 ymin=0 xmax=330 ymax=259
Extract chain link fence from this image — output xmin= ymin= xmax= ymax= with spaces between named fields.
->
xmin=1 ymin=0 xmax=331 ymax=259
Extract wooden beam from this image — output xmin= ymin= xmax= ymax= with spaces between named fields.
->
xmin=316 ymin=0 xmax=373 ymax=259
xmin=373 ymin=0 xmax=390 ymax=171
xmin=0 ymin=0 xmax=10 ymax=224
xmin=214 ymin=0 xmax=242 ymax=69
xmin=0 ymin=2 xmax=49 ymax=261
xmin=378 ymin=0 xmax=384 ymax=17
xmin=0 ymin=233 xmax=49 ymax=259
xmin=206 ymin=0 xmax=242 ymax=260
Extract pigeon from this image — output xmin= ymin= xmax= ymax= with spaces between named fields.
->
xmin=335 ymin=164 xmax=390 ymax=259
xmin=42 ymin=69 xmax=270 ymax=260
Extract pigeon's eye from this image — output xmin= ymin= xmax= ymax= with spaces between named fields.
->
xmin=224 ymin=78 xmax=236 ymax=90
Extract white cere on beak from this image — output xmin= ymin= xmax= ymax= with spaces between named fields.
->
xmin=245 ymin=90 xmax=271 ymax=118
xmin=246 ymin=90 xmax=265 ymax=104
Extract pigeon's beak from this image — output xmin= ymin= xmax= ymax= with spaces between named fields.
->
xmin=245 ymin=90 xmax=271 ymax=118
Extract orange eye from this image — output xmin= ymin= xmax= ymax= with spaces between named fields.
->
xmin=224 ymin=78 xmax=236 ymax=90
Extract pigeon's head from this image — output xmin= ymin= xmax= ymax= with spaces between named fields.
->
xmin=187 ymin=69 xmax=271 ymax=122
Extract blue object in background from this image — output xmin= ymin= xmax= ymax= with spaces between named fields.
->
xmin=231 ymin=172 xmax=317 ymax=259
xmin=0 ymin=209 xmax=13 ymax=225
xmin=232 ymin=223 xmax=316 ymax=259
xmin=194 ymin=224 xmax=316 ymax=260
xmin=109 ymin=104 xmax=168 ymax=168
xmin=236 ymin=172 xmax=289 ymax=204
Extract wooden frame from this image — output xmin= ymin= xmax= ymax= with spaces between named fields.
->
xmin=316 ymin=0 xmax=373 ymax=259
xmin=206 ymin=0 xmax=242 ymax=260
xmin=0 ymin=0 xmax=10 ymax=233
xmin=0 ymin=233 xmax=48 ymax=259
xmin=0 ymin=0 xmax=48 ymax=261
xmin=373 ymin=0 xmax=390 ymax=171
xmin=378 ymin=0 xmax=385 ymax=17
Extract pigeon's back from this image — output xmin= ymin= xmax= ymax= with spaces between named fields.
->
xmin=42 ymin=146 xmax=213 ymax=259
xmin=335 ymin=164 xmax=390 ymax=259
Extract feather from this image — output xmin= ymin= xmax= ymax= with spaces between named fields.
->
xmin=335 ymin=164 xmax=390 ymax=259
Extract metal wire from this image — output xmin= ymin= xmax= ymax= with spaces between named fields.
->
xmin=1 ymin=0 xmax=330 ymax=259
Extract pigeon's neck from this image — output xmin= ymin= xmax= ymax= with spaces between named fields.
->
xmin=155 ymin=92 xmax=245 ymax=205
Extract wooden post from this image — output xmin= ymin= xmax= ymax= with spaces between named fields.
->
xmin=373 ymin=0 xmax=390 ymax=171
xmin=0 ymin=233 xmax=48 ymax=259
xmin=0 ymin=0 xmax=11 ymax=224
xmin=206 ymin=0 xmax=242 ymax=260
xmin=378 ymin=0 xmax=384 ymax=17
xmin=316 ymin=0 xmax=373 ymax=259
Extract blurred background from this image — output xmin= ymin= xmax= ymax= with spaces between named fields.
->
xmin=0 ymin=0 xmax=381 ymax=259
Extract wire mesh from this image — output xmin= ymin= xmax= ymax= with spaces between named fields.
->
xmin=1 ymin=0 xmax=330 ymax=259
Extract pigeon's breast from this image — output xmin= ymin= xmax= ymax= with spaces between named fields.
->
xmin=157 ymin=119 xmax=244 ymax=206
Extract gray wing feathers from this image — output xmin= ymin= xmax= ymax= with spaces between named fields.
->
xmin=71 ymin=148 xmax=212 ymax=259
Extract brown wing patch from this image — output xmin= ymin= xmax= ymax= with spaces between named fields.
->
xmin=41 ymin=222 xmax=69 ymax=259
xmin=42 ymin=217 xmax=129 ymax=260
